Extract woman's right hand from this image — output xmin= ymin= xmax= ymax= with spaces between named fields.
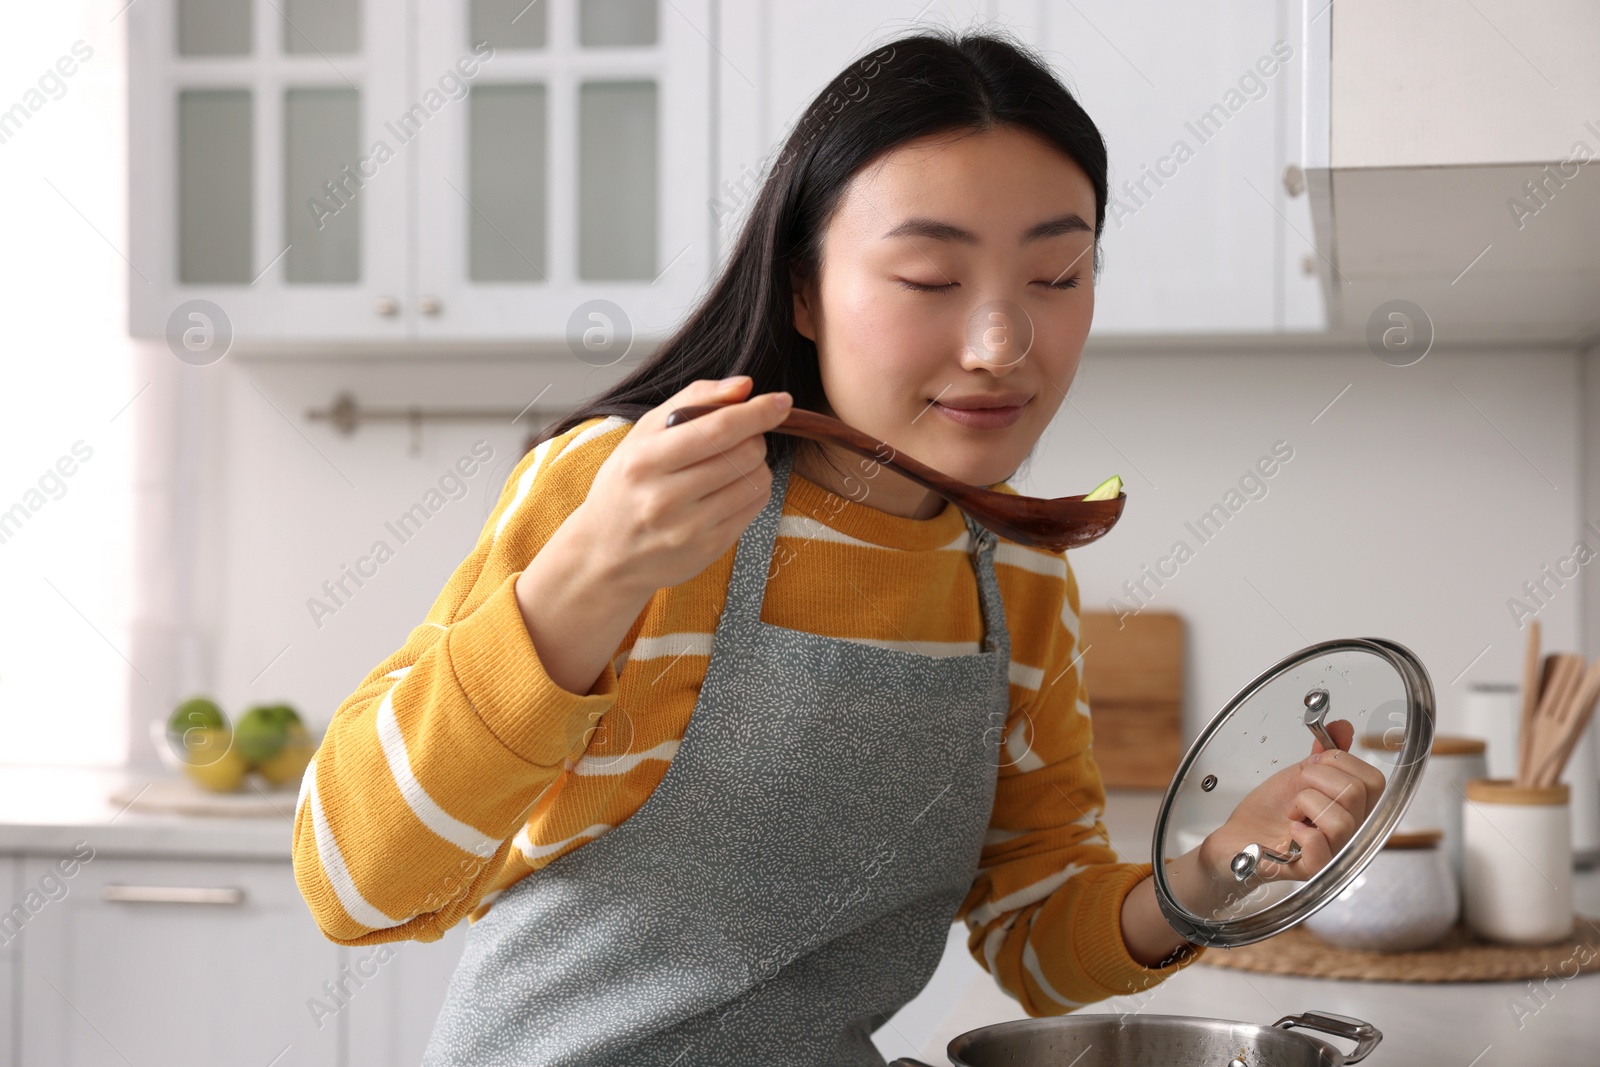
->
xmin=514 ymin=376 xmax=790 ymax=699
xmin=576 ymin=376 xmax=793 ymax=596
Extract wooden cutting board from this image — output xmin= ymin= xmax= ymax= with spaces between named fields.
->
xmin=1079 ymin=611 xmax=1185 ymax=789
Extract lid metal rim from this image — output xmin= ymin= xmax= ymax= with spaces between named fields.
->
xmin=1151 ymin=636 xmax=1435 ymax=948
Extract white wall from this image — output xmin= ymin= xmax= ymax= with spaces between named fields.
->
xmin=1024 ymin=344 xmax=1584 ymax=742
xmin=127 ymin=351 xmax=634 ymax=766
xmin=130 ymin=342 xmax=1589 ymax=764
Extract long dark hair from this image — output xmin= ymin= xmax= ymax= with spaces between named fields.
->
xmin=529 ymin=26 xmax=1109 ymax=476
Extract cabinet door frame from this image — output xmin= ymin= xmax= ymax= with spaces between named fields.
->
xmin=413 ymin=0 xmax=714 ymax=342
xmin=0 ymin=856 xmax=16 ymax=1067
xmin=128 ymin=0 xmax=413 ymax=341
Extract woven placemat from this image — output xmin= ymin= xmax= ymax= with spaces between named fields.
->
xmin=1198 ymin=916 xmax=1600 ymax=982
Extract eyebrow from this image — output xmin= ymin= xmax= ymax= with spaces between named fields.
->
xmin=880 ymin=213 xmax=1092 ymax=245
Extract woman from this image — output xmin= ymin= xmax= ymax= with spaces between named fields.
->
xmin=292 ymin=26 xmax=1384 ymax=1065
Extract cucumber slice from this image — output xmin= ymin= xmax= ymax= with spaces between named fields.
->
xmin=1082 ymin=474 xmax=1122 ymax=501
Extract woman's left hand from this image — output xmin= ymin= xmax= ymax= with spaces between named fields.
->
xmin=1198 ymin=719 xmax=1388 ymax=892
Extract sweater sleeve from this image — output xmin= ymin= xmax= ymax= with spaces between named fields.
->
xmin=292 ymin=416 xmax=635 ymax=945
xmin=956 ymin=555 xmax=1205 ymax=1013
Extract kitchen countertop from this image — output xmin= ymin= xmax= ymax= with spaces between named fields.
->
xmin=7 ymin=767 xmax=1599 ymax=1062
xmin=0 ymin=765 xmax=294 ymax=859
xmin=884 ymin=788 xmax=1600 ymax=1066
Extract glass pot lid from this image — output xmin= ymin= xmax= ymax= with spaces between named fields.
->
xmin=1151 ymin=637 xmax=1435 ymax=948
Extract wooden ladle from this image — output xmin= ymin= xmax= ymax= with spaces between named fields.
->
xmin=664 ymin=403 xmax=1126 ymax=552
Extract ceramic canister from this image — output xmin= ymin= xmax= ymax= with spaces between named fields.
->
xmin=1358 ymin=733 xmax=1487 ymax=905
xmin=1459 ymin=682 xmax=1519 ymax=779
xmin=1462 ymin=779 xmax=1573 ymax=945
xmin=1305 ymin=829 xmax=1458 ymax=952
xmin=1458 ymin=681 xmax=1600 ymax=866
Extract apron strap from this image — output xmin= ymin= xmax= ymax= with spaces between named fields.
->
xmin=716 ymin=444 xmax=795 ymax=630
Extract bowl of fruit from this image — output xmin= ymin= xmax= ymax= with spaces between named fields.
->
xmin=153 ymin=695 xmax=318 ymax=794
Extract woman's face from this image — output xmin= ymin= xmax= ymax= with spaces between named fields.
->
xmin=793 ymin=124 xmax=1097 ymax=516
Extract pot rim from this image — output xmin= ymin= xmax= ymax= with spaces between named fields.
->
xmin=931 ymin=1009 xmax=1382 ymax=1067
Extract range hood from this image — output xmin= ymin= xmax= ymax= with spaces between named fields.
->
xmin=1301 ymin=0 xmax=1600 ymax=348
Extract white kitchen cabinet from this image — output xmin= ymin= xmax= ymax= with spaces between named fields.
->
xmin=1033 ymin=1 xmax=1290 ymax=333
xmin=18 ymin=854 xmax=340 ymax=1067
xmin=129 ymin=0 xmax=713 ymax=346
xmin=342 ymin=923 xmax=468 ymax=1067
xmin=1300 ymin=0 xmax=1600 ymax=345
xmin=412 ymin=0 xmax=713 ymax=342
xmin=128 ymin=0 xmax=413 ymax=341
xmin=715 ymin=0 xmax=1322 ymax=336
xmin=131 ymin=0 xmax=1326 ymax=345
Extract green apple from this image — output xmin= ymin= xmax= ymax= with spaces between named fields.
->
xmin=168 ymin=696 xmax=226 ymax=734
xmin=235 ymin=705 xmax=293 ymax=765
xmin=1083 ymin=474 xmax=1123 ymax=502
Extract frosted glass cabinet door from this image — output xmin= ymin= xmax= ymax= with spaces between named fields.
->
xmin=468 ymin=84 xmax=549 ymax=281
xmin=177 ymin=0 xmax=251 ymax=55
xmin=471 ymin=0 xmax=549 ymax=49
xmin=578 ymin=80 xmax=657 ymax=281
xmin=580 ymin=0 xmax=659 ymax=46
xmin=283 ymin=0 xmax=361 ymax=54
xmin=178 ymin=89 xmax=253 ymax=284
xmin=284 ymin=88 xmax=362 ymax=283
xmin=414 ymin=0 xmax=712 ymax=341
xmin=129 ymin=0 xmax=413 ymax=341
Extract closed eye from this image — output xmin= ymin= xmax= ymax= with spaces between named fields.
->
xmin=898 ymin=277 xmax=1081 ymax=292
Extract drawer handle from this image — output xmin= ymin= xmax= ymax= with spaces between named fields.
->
xmin=102 ymin=885 xmax=246 ymax=905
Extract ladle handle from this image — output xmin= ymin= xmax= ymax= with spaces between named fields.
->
xmin=664 ymin=403 xmax=982 ymax=508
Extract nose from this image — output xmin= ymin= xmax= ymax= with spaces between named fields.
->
xmin=960 ymin=298 xmax=1032 ymax=375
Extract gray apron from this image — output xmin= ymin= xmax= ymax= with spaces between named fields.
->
xmin=424 ymin=447 xmax=1013 ymax=1066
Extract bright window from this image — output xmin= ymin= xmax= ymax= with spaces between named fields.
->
xmin=0 ymin=6 xmax=134 ymax=766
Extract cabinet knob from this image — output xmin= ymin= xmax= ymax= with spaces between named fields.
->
xmin=1282 ymin=163 xmax=1306 ymax=198
xmin=375 ymin=296 xmax=400 ymax=317
xmin=418 ymin=295 xmax=442 ymax=316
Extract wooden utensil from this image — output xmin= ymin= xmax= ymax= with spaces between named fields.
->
xmin=1523 ymin=653 xmax=1579 ymax=787
xmin=1517 ymin=621 xmax=1542 ymax=786
xmin=664 ymin=403 xmax=1127 ymax=551
xmin=1534 ymin=656 xmax=1600 ymax=788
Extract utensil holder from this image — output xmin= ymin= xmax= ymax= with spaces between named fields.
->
xmin=1462 ymin=778 xmax=1573 ymax=945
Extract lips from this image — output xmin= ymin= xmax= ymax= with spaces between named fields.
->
xmin=930 ymin=395 xmax=1029 ymax=429
xmin=934 ymin=393 xmax=1032 ymax=410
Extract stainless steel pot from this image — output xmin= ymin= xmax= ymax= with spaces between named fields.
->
xmin=889 ymin=1009 xmax=1380 ymax=1066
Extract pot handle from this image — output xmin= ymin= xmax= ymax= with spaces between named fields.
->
xmin=888 ymin=1060 xmax=938 ymax=1067
xmin=1273 ymin=1011 xmax=1382 ymax=1064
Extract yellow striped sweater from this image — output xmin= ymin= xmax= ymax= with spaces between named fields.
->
xmin=292 ymin=415 xmax=1204 ymax=1015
